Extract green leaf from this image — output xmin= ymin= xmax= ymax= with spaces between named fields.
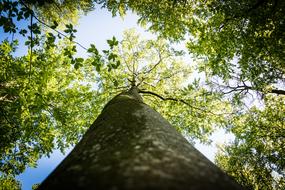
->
xmin=96 ymin=64 xmax=101 ymax=72
xmin=75 ymin=58 xmax=84 ymax=63
xmin=74 ymin=62 xmax=80 ymax=69
xmin=102 ymin=50 xmax=109 ymax=54
xmin=113 ymin=80 xmax=119 ymax=87
xmin=50 ymin=21 xmax=58 ymax=29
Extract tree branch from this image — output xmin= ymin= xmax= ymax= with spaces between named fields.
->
xmin=270 ymin=89 xmax=285 ymax=95
xmin=138 ymin=90 xmax=231 ymax=116
xmin=223 ymin=84 xmax=285 ymax=96
xmin=142 ymin=51 xmax=163 ymax=74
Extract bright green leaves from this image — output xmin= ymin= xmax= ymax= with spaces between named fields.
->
xmin=50 ymin=20 xmax=59 ymax=29
xmin=0 ymin=1 xmax=121 ymax=73
xmin=0 ymin=175 xmax=21 ymax=190
xmin=64 ymin=23 xmax=77 ymax=41
xmin=28 ymin=23 xmax=41 ymax=35
xmin=0 ymin=37 xmax=102 ymax=185
xmin=1 ymin=2 xmax=284 ymax=190
xmin=87 ymin=37 xmax=120 ymax=72
xmin=107 ymin=36 xmax=119 ymax=49
xmin=74 ymin=57 xmax=84 ymax=69
xmin=190 ymin=0 xmax=285 ymax=93
xmin=216 ymin=95 xmax=285 ymax=189
xmin=87 ymin=44 xmax=98 ymax=54
xmin=150 ymin=83 xmax=232 ymax=144
xmin=94 ymin=29 xmax=231 ymax=144
xmin=45 ymin=32 xmax=56 ymax=49
xmin=87 ymin=44 xmax=101 ymax=72
xmin=1 ymin=1 xmax=97 ymax=72
xmin=0 ymin=0 xmax=94 ymax=35
xmin=0 ymin=40 xmax=16 ymax=56
xmin=101 ymin=0 xmax=285 ymax=99
xmin=105 ymin=36 xmax=121 ymax=71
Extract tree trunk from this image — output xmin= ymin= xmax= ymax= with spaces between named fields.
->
xmin=39 ymin=87 xmax=242 ymax=190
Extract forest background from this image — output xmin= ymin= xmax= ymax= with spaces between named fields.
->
xmin=0 ymin=1 xmax=284 ymax=190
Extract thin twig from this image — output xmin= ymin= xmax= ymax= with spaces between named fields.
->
xmin=29 ymin=14 xmax=33 ymax=81
xmin=19 ymin=0 xmax=88 ymax=51
xmin=142 ymin=52 xmax=163 ymax=74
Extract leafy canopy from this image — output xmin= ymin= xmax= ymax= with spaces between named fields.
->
xmin=1 ymin=1 xmax=285 ymax=189
xmin=100 ymin=0 xmax=285 ymax=95
xmin=216 ymin=95 xmax=285 ymax=190
xmin=0 ymin=28 xmax=231 ymax=187
xmin=97 ymin=1 xmax=285 ymax=188
xmin=96 ymin=29 xmax=232 ymax=143
xmin=0 ymin=37 xmax=104 ymax=184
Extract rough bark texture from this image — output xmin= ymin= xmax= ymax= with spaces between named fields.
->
xmin=39 ymin=87 xmax=243 ymax=190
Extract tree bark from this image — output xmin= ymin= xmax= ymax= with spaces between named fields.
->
xmin=39 ymin=87 xmax=243 ymax=190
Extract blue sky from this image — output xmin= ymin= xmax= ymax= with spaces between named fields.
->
xmin=1 ymin=7 xmax=233 ymax=190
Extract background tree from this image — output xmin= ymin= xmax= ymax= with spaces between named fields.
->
xmin=0 ymin=175 xmax=21 ymax=190
xmin=0 ymin=0 xmax=94 ymax=34
xmin=0 ymin=37 xmax=102 ymax=187
xmin=215 ymin=95 xmax=285 ymax=190
xmin=2 ymin=0 xmax=283 ymax=96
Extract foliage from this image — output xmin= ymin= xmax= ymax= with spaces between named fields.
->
xmin=215 ymin=95 xmax=285 ymax=190
xmin=25 ymin=0 xmax=94 ymax=24
xmin=96 ymin=2 xmax=285 ymax=188
xmin=98 ymin=0 xmax=285 ymax=95
xmin=2 ymin=0 xmax=283 ymax=94
xmin=0 ymin=175 xmax=21 ymax=190
xmin=92 ymin=2 xmax=285 ymax=187
xmin=188 ymin=0 xmax=285 ymax=97
xmin=95 ymin=29 xmax=232 ymax=143
xmin=0 ymin=0 xmax=94 ymax=34
xmin=31 ymin=183 xmax=39 ymax=190
xmin=0 ymin=28 xmax=232 ymax=188
xmin=1 ymin=0 xmax=285 ymax=189
xmin=0 ymin=29 xmax=234 ymax=189
xmin=0 ymin=37 xmax=103 ymax=186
